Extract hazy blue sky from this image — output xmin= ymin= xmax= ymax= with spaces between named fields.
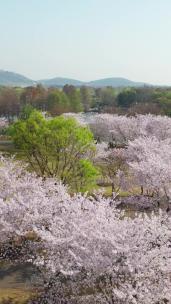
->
xmin=1 ymin=0 xmax=171 ymax=84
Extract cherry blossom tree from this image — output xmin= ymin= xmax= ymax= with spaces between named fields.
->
xmin=0 ymin=157 xmax=170 ymax=303
xmin=89 ymin=114 xmax=171 ymax=201
xmin=95 ymin=142 xmax=127 ymax=193
xmin=126 ymin=136 xmax=171 ymax=200
xmin=89 ymin=114 xmax=138 ymax=144
xmin=89 ymin=114 xmax=171 ymax=144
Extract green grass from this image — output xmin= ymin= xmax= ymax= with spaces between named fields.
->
xmin=96 ymin=185 xmax=141 ymax=197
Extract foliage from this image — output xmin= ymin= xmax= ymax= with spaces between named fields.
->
xmin=19 ymin=104 xmax=35 ymax=120
xmin=47 ymin=90 xmax=70 ymax=115
xmin=0 ymin=87 xmax=20 ymax=120
xmin=117 ymin=89 xmax=136 ymax=108
xmin=63 ymin=85 xmax=83 ymax=112
xmin=1 ymin=84 xmax=171 ymax=118
xmin=9 ymin=111 xmax=98 ymax=192
xmin=80 ymin=86 xmax=93 ymax=112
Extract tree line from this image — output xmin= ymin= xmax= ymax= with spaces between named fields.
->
xmin=1 ymin=84 xmax=171 ymax=119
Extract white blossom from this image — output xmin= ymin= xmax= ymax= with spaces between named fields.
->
xmin=0 ymin=157 xmax=170 ymax=303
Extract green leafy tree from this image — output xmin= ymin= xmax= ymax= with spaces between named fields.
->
xmin=117 ymin=89 xmax=137 ymax=108
xmin=80 ymin=86 xmax=92 ymax=112
xmin=47 ymin=89 xmax=70 ymax=115
xmin=10 ymin=111 xmax=98 ymax=192
xmin=19 ymin=104 xmax=34 ymax=120
xmin=63 ymin=85 xmax=83 ymax=112
xmin=100 ymin=87 xmax=116 ymax=106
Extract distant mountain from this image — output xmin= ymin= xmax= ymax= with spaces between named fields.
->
xmin=0 ymin=70 xmax=149 ymax=88
xmin=39 ymin=77 xmax=148 ymax=88
xmin=86 ymin=77 xmax=147 ymax=88
xmin=38 ymin=77 xmax=84 ymax=87
xmin=0 ymin=70 xmax=35 ymax=87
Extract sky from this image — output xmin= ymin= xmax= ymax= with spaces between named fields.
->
xmin=1 ymin=0 xmax=171 ymax=84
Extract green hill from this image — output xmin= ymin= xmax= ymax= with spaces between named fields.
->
xmin=0 ymin=70 xmax=35 ymax=87
xmin=0 ymin=70 xmax=149 ymax=88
